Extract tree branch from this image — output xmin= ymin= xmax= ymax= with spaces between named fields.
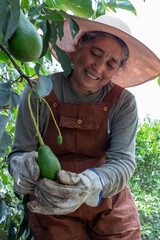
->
xmin=0 ymin=42 xmax=34 ymax=89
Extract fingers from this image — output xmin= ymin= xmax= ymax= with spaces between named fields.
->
xmin=24 ymin=152 xmax=40 ymax=181
xmin=27 ymin=200 xmax=54 ymax=215
xmin=35 ymin=187 xmax=66 ymax=207
xmin=36 ymin=178 xmax=85 ymax=199
xmin=57 ymin=170 xmax=82 ymax=185
xmin=35 ymin=185 xmax=86 ymax=208
xmin=14 ymin=182 xmax=35 ymax=195
xmin=35 ymin=178 xmax=89 ymax=212
xmin=57 ymin=170 xmax=91 ymax=190
xmin=27 ymin=200 xmax=81 ymax=215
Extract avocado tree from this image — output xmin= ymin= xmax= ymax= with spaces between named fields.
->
xmin=129 ymin=117 xmax=160 ymax=240
xmin=0 ymin=0 xmax=137 ymax=239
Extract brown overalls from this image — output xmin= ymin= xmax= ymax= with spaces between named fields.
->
xmin=29 ymin=84 xmax=141 ymax=240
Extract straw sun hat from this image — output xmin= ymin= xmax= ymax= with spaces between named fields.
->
xmin=50 ymin=14 xmax=160 ymax=88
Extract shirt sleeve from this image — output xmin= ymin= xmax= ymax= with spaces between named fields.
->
xmin=94 ymin=89 xmax=138 ymax=198
xmin=7 ymin=84 xmax=50 ymax=171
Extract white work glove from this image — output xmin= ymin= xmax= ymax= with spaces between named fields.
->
xmin=27 ymin=169 xmax=104 ymax=215
xmin=9 ymin=151 xmax=40 ymax=195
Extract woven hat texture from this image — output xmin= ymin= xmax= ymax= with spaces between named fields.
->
xmin=50 ymin=15 xmax=160 ymax=88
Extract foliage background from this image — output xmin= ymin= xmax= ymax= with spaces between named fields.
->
xmin=0 ymin=0 xmax=159 ymax=239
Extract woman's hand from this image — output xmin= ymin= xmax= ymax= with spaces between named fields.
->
xmin=27 ymin=169 xmax=104 ymax=215
xmin=9 ymin=151 xmax=40 ymax=195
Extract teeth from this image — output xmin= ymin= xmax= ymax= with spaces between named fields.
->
xmin=87 ymin=71 xmax=98 ymax=80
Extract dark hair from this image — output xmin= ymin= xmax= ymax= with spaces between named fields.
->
xmin=79 ymin=31 xmax=129 ymax=68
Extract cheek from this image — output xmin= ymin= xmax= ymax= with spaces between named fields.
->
xmin=77 ymin=56 xmax=86 ymax=68
xmin=75 ymin=51 xmax=91 ymax=69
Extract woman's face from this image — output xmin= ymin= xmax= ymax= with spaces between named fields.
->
xmin=70 ymin=37 xmax=123 ymax=96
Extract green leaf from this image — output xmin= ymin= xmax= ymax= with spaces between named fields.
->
xmin=0 ymin=131 xmax=12 ymax=157
xmin=21 ymin=0 xmax=30 ymax=9
xmin=0 ymin=114 xmax=9 ymax=140
xmin=95 ymin=1 xmax=106 ymax=18
xmin=45 ymin=49 xmax=52 ymax=62
xmin=17 ymin=211 xmax=28 ymax=239
xmin=0 ymin=50 xmax=10 ymax=63
xmin=106 ymin=0 xmax=136 ymax=14
xmin=28 ymin=5 xmax=42 ymax=19
xmin=1 ymin=174 xmax=8 ymax=185
xmin=4 ymin=193 xmax=12 ymax=204
xmin=68 ymin=15 xmax=80 ymax=39
xmin=0 ymin=200 xmax=7 ymax=218
xmin=4 ymin=0 xmax=20 ymax=44
xmin=40 ymin=21 xmax=51 ymax=58
xmin=0 ymin=82 xmax=11 ymax=108
xmin=25 ymin=227 xmax=33 ymax=240
xmin=38 ymin=10 xmax=64 ymax=20
xmin=9 ymin=91 xmax=20 ymax=109
xmin=0 ymin=0 xmax=9 ymax=38
xmin=7 ymin=220 xmax=17 ymax=240
xmin=54 ymin=45 xmax=72 ymax=78
xmin=14 ymin=192 xmax=23 ymax=201
xmin=53 ymin=0 xmax=93 ymax=18
xmin=158 ymin=77 xmax=160 ymax=86
xmin=117 ymin=0 xmax=136 ymax=13
xmin=35 ymin=63 xmax=41 ymax=76
xmin=35 ymin=75 xmax=52 ymax=97
xmin=50 ymin=22 xmax=58 ymax=48
xmin=56 ymin=21 xmax=64 ymax=41
xmin=24 ymin=62 xmax=30 ymax=76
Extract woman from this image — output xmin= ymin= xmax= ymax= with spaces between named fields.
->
xmin=7 ymin=15 xmax=160 ymax=240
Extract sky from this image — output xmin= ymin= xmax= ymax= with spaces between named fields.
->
xmin=115 ymin=0 xmax=160 ymax=122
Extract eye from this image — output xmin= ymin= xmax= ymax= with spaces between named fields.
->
xmin=107 ymin=63 xmax=114 ymax=69
xmin=90 ymin=49 xmax=101 ymax=57
xmin=107 ymin=60 xmax=117 ymax=70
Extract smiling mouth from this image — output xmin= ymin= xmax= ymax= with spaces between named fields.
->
xmin=86 ymin=71 xmax=99 ymax=80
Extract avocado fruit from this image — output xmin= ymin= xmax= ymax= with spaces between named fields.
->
xmin=8 ymin=10 xmax=42 ymax=62
xmin=38 ymin=145 xmax=61 ymax=180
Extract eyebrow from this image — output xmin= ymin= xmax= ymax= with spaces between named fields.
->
xmin=91 ymin=46 xmax=119 ymax=65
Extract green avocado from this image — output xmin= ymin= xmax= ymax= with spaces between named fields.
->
xmin=8 ymin=10 xmax=42 ymax=62
xmin=38 ymin=145 xmax=61 ymax=180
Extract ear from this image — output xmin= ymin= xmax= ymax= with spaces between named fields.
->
xmin=74 ymin=38 xmax=81 ymax=52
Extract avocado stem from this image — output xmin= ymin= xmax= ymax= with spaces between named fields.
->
xmin=40 ymin=97 xmax=62 ymax=138
xmin=28 ymin=88 xmax=44 ymax=146
xmin=36 ymin=99 xmax=39 ymax=129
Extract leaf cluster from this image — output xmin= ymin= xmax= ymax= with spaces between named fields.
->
xmin=129 ymin=117 xmax=160 ymax=240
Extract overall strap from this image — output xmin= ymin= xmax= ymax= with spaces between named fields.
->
xmin=103 ymin=84 xmax=124 ymax=112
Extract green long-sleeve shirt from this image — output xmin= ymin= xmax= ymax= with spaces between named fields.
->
xmin=8 ymin=72 xmax=138 ymax=198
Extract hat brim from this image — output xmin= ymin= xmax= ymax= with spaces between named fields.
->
xmin=50 ymin=15 xmax=160 ymax=88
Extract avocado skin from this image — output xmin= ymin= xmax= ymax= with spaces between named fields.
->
xmin=38 ymin=145 xmax=61 ymax=180
xmin=8 ymin=10 xmax=42 ymax=62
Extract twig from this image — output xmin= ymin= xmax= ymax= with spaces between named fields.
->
xmin=0 ymin=75 xmax=8 ymax=81
xmin=0 ymin=74 xmax=22 ymax=85
xmin=0 ymin=42 xmax=34 ymax=89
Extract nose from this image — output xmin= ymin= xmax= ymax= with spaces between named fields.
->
xmin=92 ymin=57 xmax=106 ymax=73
